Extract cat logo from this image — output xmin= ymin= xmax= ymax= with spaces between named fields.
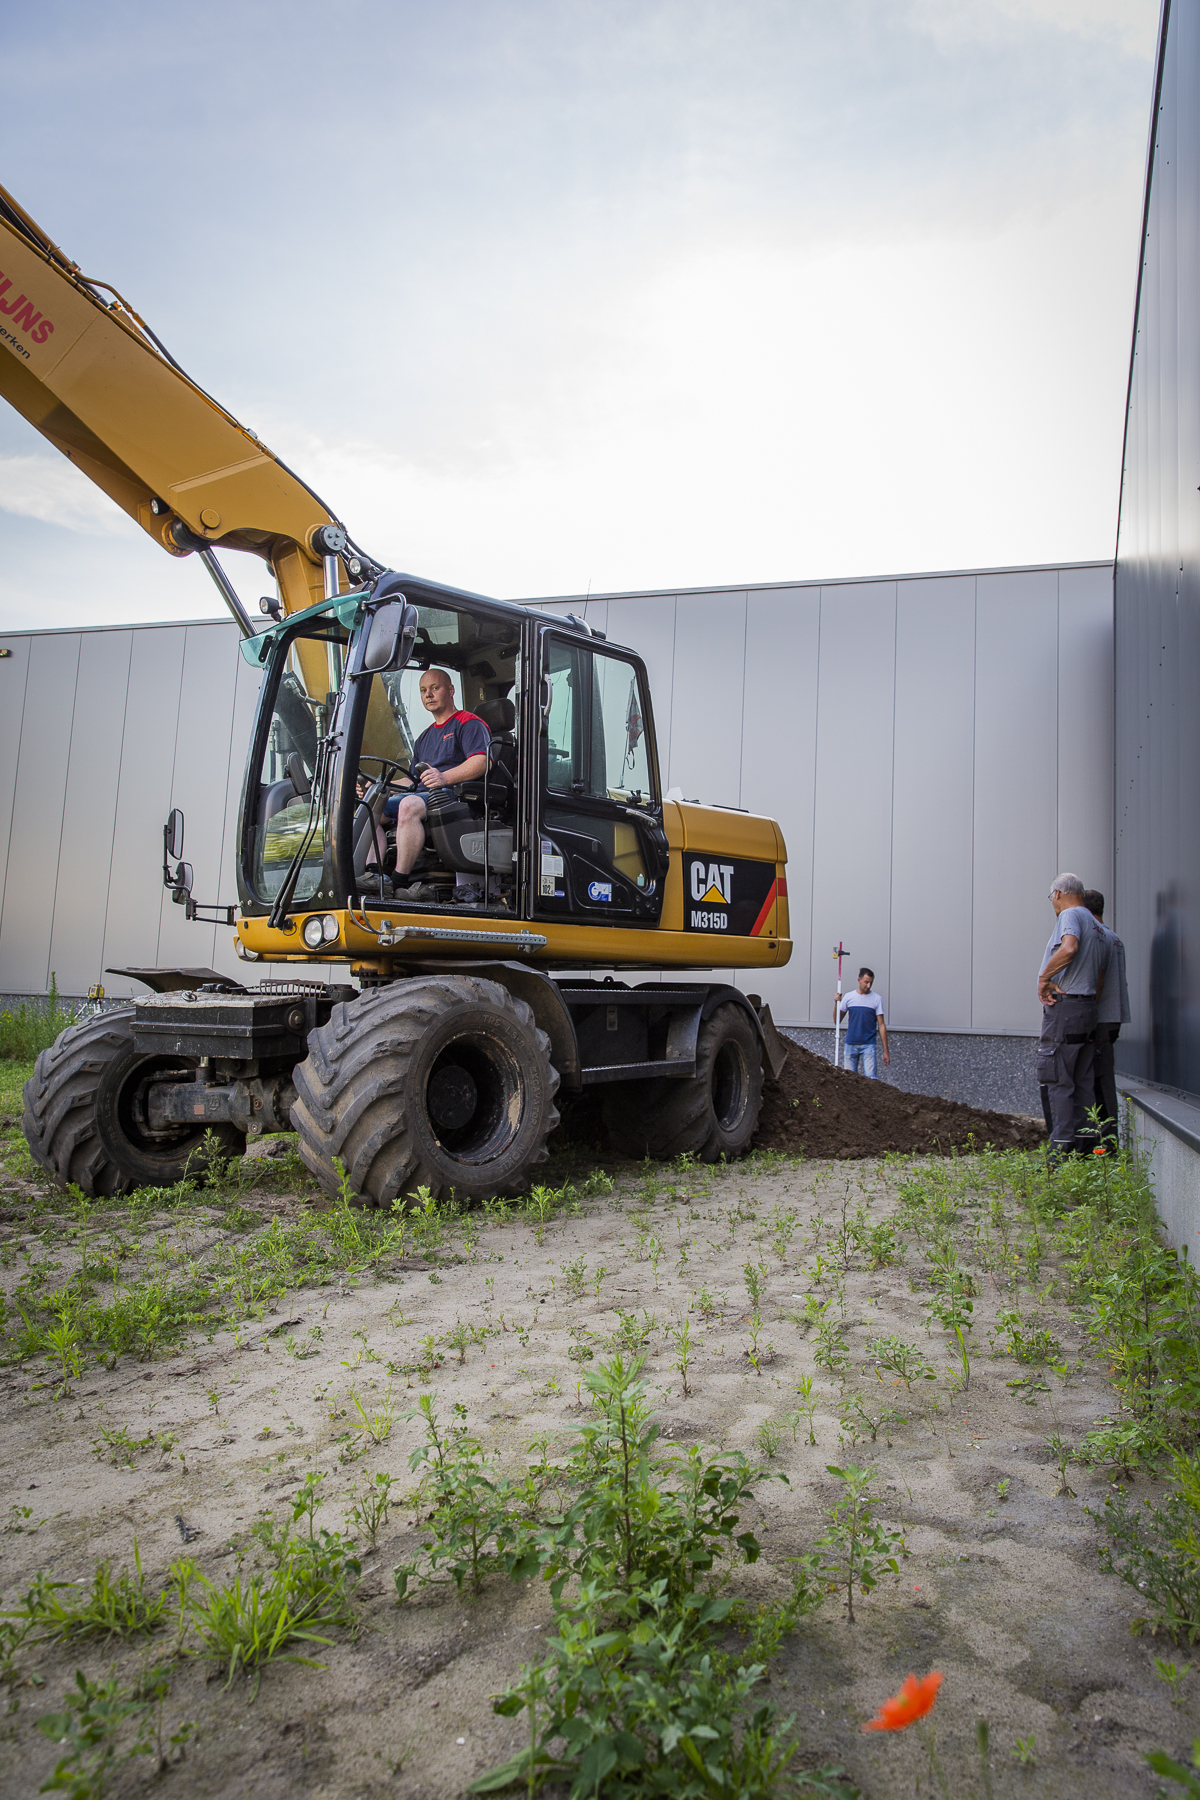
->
xmin=690 ymin=860 xmax=734 ymax=905
xmin=683 ymin=853 xmax=779 ymax=936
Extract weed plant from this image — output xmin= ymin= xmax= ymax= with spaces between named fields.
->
xmin=12 ymin=1544 xmax=167 ymax=1644
xmin=468 ymin=1354 xmax=847 ymax=1799
xmin=0 ymin=975 xmax=76 ymax=1062
xmin=36 ymin=1667 xmax=159 ymax=1797
xmin=809 ymin=1465 xmax=904 ymax=1623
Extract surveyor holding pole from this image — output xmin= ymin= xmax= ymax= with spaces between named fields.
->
xmin=834 ymin=967 xmax=890 ymax=1078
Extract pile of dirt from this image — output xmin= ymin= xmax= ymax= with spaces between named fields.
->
xmin=754 ymin=1041 xmax=1045 ymax=1159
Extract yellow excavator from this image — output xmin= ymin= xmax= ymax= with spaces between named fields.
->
xmin=1 ymin=181 xmax=791 ymax=1202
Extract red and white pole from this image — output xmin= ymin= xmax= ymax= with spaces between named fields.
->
xmin=833 ymin=940 xmax=846 ymax=1069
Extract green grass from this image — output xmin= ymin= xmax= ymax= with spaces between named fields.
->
xmin=0 ymin=976 xmax=77 ymax=1064
xmin=0 ymin=1055 xmax=32 ymax=1117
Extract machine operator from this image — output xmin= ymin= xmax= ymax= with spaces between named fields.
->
xmin=385 ymin=668 xmax=490 ymax=890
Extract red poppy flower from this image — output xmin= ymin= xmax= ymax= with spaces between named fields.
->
xmin=1092 ymin=1146 xmax=1107 ymax=1157
xmin=862 ymin=1671 xmax=943 ymax=1732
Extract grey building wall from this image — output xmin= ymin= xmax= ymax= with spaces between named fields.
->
xmin=0 ymin=559 xmax=1113 ymax=1119
xmin=0 ymin=617 xmax=257 ymax=998
xmin=1112 ymin=0 xmax=1200 ymax=1247
xmin=1114 ymin=0 xmax=1200 ymax=1098
xmin=534 ymin=561 xmax=1114 ymax=1063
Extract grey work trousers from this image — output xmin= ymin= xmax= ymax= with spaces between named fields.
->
xmin=1083 ymin=1023 xmax=1120 ymax=1147
xmin=1036 ymin=994 xmax=1097 ymax=1151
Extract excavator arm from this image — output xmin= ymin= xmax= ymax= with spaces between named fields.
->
xmin=0 ymin=182 xmax=367 ymax=620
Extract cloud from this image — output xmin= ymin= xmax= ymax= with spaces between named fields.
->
xmin=0 ymin=453 xmax=128 ymax=536
xmin=907 ymin=0 xmax=1158 ymax=56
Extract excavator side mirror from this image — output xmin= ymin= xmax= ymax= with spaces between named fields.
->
xmin=170 ymin=862 xmax=194 ymax=904
xmin=165 ymin=809 xmax=185 ymax=861
xmin=354 ymin=600 xmax=418 ymax=677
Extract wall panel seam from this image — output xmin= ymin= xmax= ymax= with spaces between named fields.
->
xmin=807 ymin=590 xmax=824 ymax=1025
xmin=153 ymin=638 xmax=190 ymax=968
xmin=44 ymin=638 xmax=85 ymax=992
xmin=0 ymin=646 xmax=33 ymax=947
xmin=887 ymin=582 xmax=899 ymax=1015
xmin=97 ymin=636 xmax=137 ymax=988
xmin=736 ymin=593 xmax=749 ymax=808
xmin=969 ymin=577 xmax=977 ymax=1034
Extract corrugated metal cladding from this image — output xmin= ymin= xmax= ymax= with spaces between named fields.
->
xmin=0 ymin=619 xmax=259 ymax=997
xmin=0 ymin=559 xmax=1112 ymax=1026
xmin=535 ymin=561 xmax=1113 ymax=1032
xmin=1114 ymin=0 xmax=1200 ymax=1093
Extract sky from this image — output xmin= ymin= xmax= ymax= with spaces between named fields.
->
xmin=0 ymin=0 xmax=1162 ymax=628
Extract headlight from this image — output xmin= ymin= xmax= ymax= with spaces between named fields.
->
xmin=234 ymin=938 xmax=261 ymax=962
xmin=302 ymin=916 xmax=325 ymax=949
xmin=322 ymin=913 xmax=340 ymax=943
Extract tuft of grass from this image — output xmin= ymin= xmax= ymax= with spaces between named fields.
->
xmin=13 ymin=1543 xmax=167 ymax=1644
xmin=179 ymin=1534 xmax=360 ymax=1698
xmin=0 ymin=975 xmax=77 ymax=1062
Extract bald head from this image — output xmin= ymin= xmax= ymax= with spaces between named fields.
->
xmin=419 ymin=667 xmax=457 ymax=720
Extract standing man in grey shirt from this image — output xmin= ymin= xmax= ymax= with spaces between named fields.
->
xmin=1037 ymin=873 xmax=1105 ymax=1162
xmin=1082 ymin=888 xmax=1130 ymax=1149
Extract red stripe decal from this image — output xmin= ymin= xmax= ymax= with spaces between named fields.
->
xmin=750 ymin=878 xmax=778 ymax=938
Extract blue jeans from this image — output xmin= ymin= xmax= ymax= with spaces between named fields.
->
xmin=844 ymin=1039 xmax=877 ymax=1078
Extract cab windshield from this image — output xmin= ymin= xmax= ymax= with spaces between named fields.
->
xmin=251 ymin=615 xmax=350 ymax=903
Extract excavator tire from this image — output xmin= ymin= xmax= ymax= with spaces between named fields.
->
xmin=22 ymin=1008 xmax=244 ymax=1198
xmin=601 ymin=1001 xmax=764 ymax=1163
xmin=291 ymin=975 xmax=560 ymax=1206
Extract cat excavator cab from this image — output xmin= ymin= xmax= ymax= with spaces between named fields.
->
xmin=1 ymin=181 xmax=790 ymax=1203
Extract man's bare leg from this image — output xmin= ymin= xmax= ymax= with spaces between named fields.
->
xmin=392 ymin=794 xmax=428 ymax=879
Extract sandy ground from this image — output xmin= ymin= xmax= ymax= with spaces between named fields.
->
xmin=0 ymin=1145 xmax=1190 ymax=1799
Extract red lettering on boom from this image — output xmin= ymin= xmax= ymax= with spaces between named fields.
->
xmin=32 ymin=319 xmax=53 ymax=345
xmin=0 ymin=287 xmax=23 ymax=315
xmin=10 ymin=302 xmax=41 ymax=335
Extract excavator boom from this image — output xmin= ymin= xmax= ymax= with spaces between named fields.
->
xmin=0 ymin=182 xmax=351 ymax=618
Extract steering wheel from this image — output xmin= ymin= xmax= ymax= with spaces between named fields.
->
xmin=355 ymin=757 xmax=403 ymax=804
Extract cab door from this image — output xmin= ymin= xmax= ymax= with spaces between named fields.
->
xmin=534 ymin=630 xmax=667 ymax=925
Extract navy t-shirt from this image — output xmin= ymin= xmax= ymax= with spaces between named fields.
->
xmin=413 ymin=710 xmax=490 ymax=772
xmin=840 ymin=992 xmax=884 ymax=1045
xmin=382 ymin=711 xmax=490 ymax=821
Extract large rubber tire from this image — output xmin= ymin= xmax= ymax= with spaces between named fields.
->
xmin=601 ymin=1001 xmax=764 ymax=1163
xmin=22 ymin=1009 xmax=244 ymax=1198
xmin=290 ymin=975 xmax=560 ymax=1205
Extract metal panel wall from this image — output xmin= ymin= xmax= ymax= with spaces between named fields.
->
xmin=971 ymin=570 xmax=1060 ymax=1034
xmin=1 ymin=559 xmax=1115 ymax=1029
xmin=741 ymin=587 xmax=821 ymax=1025
xmin=0 ymin=620 xmax=254 ymax=999
xmin=1114 ymin=0 xmax=1200 ymax=1092
xmin=0 ymin=632 xmax=81 ymax=993
xmin=45 ymin=630 xmax=134 ymax=994
xmin=810 ymin=582 xmax=898 ymax=1028
xmin=889 ymin=576 xmax=976 ymax=1032
xmin=539 ymin=560 xmax=1114 ymax=1034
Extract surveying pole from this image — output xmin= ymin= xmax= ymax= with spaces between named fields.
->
xmin=832 ymin=941 xmax=847 ymax=1069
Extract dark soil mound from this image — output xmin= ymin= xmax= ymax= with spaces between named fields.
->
xmin=754 ymin=1042 xmax=1045 ymax=1159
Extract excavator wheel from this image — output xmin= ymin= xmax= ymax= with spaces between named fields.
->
xmin=601 ymin=1001 xmax=764 ymax=1163
xmin=22 ymin=1008 xmax=244 ymax=1198
xmin=290 ymin=975 xmax=560 ymax=1206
